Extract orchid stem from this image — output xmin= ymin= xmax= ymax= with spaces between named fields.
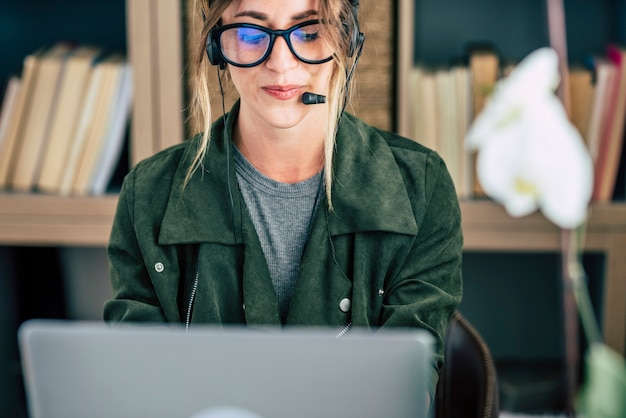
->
xmin=567 ymin=222 xmax=602 ymax=345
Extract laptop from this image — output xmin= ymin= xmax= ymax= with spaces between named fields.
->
xmin=18 ymin=319 xmax=434 ymax=418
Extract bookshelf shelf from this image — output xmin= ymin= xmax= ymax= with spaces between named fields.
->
xmin=0 ymin=193 xmax=117 ymax=246
xmin=3 ymin=194 xmax=624 ymax=249
xmin=462 ymin=200 xmax=626 ymax=249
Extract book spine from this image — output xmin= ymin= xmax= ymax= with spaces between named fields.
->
xmin=127 ymin=0 xmax=158 ymax=166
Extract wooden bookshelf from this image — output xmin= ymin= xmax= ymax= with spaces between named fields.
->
xmin=0 ymin=194 xmax=117 ymax=246
xmin=0 ymin=190 xmax=624 ymax=353
xmin=2 ymin=5 xmax=624 ymax=418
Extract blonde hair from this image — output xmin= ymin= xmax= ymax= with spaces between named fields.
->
xmin=187 ymin=0 xmax=360 ymax=208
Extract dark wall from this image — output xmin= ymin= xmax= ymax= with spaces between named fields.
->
xmin=412 ymin=0 xmax=622 ymax=67
xmin=0 ymin=0 xmax=126 ymax=87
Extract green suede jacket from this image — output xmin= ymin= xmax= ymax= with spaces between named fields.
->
xmin=104 ymin=104 xmax=462 ymax=392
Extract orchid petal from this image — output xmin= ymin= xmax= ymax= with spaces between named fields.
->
xmin=497 ymin=47 xmax=560 ymax=100
xmin=475 ymin=121 xmax=540 ymax=217
xmin=466 ymin=48 xmax=560 ymax=151
xmin=465 ymin=47 xmax=594 ymax=229
xmin=525 ymin=102 xmax=593 ymax=229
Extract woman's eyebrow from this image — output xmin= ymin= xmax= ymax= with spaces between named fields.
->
xmin=233 ymin=9 xmax=318 ymax=21
xmin=292 ymin=9 xmax=319 ymax=20
xmin=233 ymin=10 xmax=267 ymax=20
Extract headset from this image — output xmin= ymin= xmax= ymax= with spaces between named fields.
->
xmin=346 ymin=0 xmax=365 ymax=58
xmin=206 ymin=0 xmax=364 ymax=69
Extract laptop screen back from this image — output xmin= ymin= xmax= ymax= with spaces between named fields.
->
xmin=19 ymin=319 xmax=434 ymax=418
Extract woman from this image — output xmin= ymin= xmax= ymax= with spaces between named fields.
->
xmin=104 ymin=0 xmax=462 ymax=401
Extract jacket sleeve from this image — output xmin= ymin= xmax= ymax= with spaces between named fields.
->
xmin=103 ymin=169 xmax=167 ymax=323
xmin=380 ymin=151 xmax=463 ymax=398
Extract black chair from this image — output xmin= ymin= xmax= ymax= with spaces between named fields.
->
xmin=435 ymin=311 xmax=499 ymax=418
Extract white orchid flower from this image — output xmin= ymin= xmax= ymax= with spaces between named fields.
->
xmin=466 ymin=47 xmax=593 ymax=229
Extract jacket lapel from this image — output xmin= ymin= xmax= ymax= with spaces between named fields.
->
xmin=158 ymin=103 xmax=280 ymax=324
xmin=327 ymin=113 xmax=418 ymax=237
xmin=287 ymin=114 xmax=419 ymax=325
xmin=158 ymin=105 xmax=244 ymax=246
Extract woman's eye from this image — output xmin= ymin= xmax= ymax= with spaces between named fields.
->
xmin=294 ymin=30 xmax=320 ymax=43
xmin=303 ymin=32 xmax=320 ymax=42
xmin=238 ymin=29 xmax=266 ymax=45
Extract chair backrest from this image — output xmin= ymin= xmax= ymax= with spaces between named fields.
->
xmin=435 ymin=311 xmax=499 ymax=418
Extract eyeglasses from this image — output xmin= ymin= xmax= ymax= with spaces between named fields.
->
xmin=210 ymin=19 xmax=335 ymax=67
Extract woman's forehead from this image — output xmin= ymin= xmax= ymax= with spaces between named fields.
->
xmin=222 ymin=0 xmax=325 ymax=24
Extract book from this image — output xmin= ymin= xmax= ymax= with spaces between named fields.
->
xmin=416 ymin=68 xmax=439 ymax=152
xmin=70 ymin=54 xmax=127 ymax=196
xmin=615 ymin=141 xmax=626 ymax=201
xmin=469 ymin=47 xmax=500 ymax=119
xmin=36 ymin=46 xmax=102 ymax=194
xmin=585 ymin=57 xmax=618 ymax=163
xmin=468 ymin=46 xmax=500 ymax=197
xmin=408 ymin=64 xmax=473 ymax=198
xmin=0 ymin=77 xmax=22 ymax=168
xmin=593 ymin=44 xmax=626 ymax=202
xmin=406 ymin=66 xmax=422 ymax=144
xmin=58 ymin=59 xmax=109 ymax=196
xmin=453 ymin=65 xmax=474 ymax=199
xmin=154 ymin=0 xmax=185 ymax=151
xmin=11 ymin=43 xmax=74 ymax=192
xmin=88 ymin=61 xmax=133 ymax=195
xmin=127 ymin=0 xmax=157 ymax=166
xmin=0 ymin=50 xmax=44 ymax=189
xmin=568 ymin=67 xmax=595 ymax=148
xmin=435 ymin=68 xmax=459 ymax=190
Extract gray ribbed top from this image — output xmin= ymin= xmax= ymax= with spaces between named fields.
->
xmin=234 ymin=146 xmax=323 ymax=323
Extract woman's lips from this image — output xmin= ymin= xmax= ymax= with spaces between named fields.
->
xmin=262 ymin=85 xmax=304 ymax=100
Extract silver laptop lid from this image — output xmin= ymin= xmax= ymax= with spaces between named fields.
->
xmin=19 ymin=319 xmax=434 ymax=418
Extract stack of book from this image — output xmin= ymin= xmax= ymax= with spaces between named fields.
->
xmin=407 ymin=48 xmax=500 ymax=199
xmin=406 ymin=45 xmax=626 ymax=202
xmin=585 ymin=45 xmax=626 ymax=202
xmin=0 ymin=42 xmax=132 ymax=196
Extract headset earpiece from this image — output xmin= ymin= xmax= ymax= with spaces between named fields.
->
xmin=206 ymin=29 xmax=225 ymax=69
xmin=203 ymin=3 xmax=226 ymax=69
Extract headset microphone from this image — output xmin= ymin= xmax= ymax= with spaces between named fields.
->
xmin=302 ymin=92 xmax=327 ymax=105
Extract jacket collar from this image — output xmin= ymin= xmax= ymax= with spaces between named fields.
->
xmin=158 ymin=105 xmax=244 ymax=245
xmin=327 ymin=113 xmax=417 ymax=236
xmin=159 ymin=104 xmax=417 ymax=245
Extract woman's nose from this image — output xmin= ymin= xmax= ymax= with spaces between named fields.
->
xmin=265 ymin=35 xmax=299 ymax=71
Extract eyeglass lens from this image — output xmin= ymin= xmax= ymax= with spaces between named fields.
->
xmin=219 ymin=22 xmax=333 ymax=66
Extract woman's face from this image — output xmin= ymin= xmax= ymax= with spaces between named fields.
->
xmin=221 ymin=0 xmax=335 ymax=132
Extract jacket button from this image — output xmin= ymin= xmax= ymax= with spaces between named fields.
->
xmin=339 ymin=298 xmax=351 ymax=313
xmin=154 ymin=262 xmax=164 ymax=273
xmin=378 ymin=289 xmax=385 ymax=297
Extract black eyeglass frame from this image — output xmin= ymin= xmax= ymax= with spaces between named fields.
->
xmin=209 ymin=19 xmax=335 ymax=68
